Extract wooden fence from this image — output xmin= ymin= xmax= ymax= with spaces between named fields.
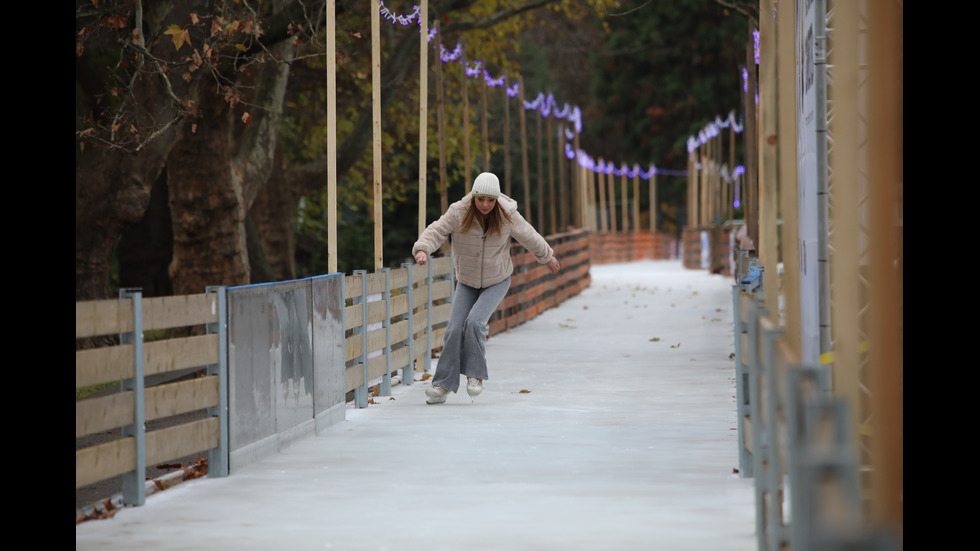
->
xmin=589 ymin=230 xmax=674 ymax=265
xmin=75 ymin=289 xmax=228 ymax=507
xmin=343 ymin=255 xmax=455 ymax=407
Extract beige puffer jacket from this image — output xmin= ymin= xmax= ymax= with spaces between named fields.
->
xmin=412 ymin=192 xmax=554 ymax=289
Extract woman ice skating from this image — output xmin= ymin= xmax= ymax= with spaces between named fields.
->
xmin=413 ymin=172 xmax=561 ymax=404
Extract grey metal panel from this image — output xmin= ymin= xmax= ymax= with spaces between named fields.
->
xmin=268 ymin=280 xmax=315 ymax=433
xmin=228 ymin=286 xmax=277 ymax=452
xmin=312 ymin=274 xmax=345 ymax=418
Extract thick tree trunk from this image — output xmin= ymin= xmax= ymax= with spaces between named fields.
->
xmin=167 ymin=91 xmax=250 ymax=294
xmin=75 ymin=141 xmax=172 ymax=301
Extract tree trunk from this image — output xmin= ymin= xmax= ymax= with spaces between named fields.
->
xmin=75 ymin=141 xmax=173 ymax=301
xmin=167 ymin=91 xmax=250 ymax=294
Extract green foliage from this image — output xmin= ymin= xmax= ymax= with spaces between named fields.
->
xmin=583 ymin=0 xmax=747 ymax=173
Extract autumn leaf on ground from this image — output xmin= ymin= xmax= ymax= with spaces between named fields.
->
xmin=670 ymin=342 xmax=681 ymax=348
xmin=649 ymin=337 xmax=661 ymax=342
xmin=518 ymin=389 xmax=531 ymax=394
xmin=164 ymin=25 xmax=191 ymax=50
xmin=421 ymin=372 xmax=432 ymax=381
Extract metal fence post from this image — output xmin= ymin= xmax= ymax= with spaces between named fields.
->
xmin=747 ymin=298 xmax=767 ymax=550
xmin=424 ymin=259 xmax=434 ymax=373
xmin=119 ymin=288 xmax=145 ymax=506
xmin=401 ymin=262 xmax=415 ymax=386
xmin=206 ymin=285 xmax=229 ymax=478
xmin=732 ymin=283 xmax=752 ymax=477
xmin=380 ymin=268 xmax=392 ymax=396
xmin=353 ymin=270 xmax=369 ymax=408
xmin=761 ymin=323 xmax=787 ymax=551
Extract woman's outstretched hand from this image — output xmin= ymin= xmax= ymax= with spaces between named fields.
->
xmin=415 ymin=251 xmax=428 ymax=265
xmin=547 ymin=257 xmax=560 ymax=274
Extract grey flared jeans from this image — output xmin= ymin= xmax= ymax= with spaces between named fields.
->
xmin=431 ymin=277 xmax=511 ymax=393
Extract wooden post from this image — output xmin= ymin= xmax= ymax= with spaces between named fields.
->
xmin=326 ymin=0 xmax=337 ymax=274
xmin=649 ymin=164 xmax=657 ymax=233
xmin=589 ymin=164 xmax=597 ymax=231
xmin=417 ymin=0 xmax=428 ymax=237
xmin=607 ymin=164 xmax=617 ymax=232
xmin=547 ymin=116 xmax=556 ymax=235
xmin=504 ymin=86 xmax=511 ymax=197
xmin=558 ymin=122 xmax=567 ymax=231
xmin=536 ymin=111 xmax=544 ymax=231
xmin=776 ymin=0 xmax=800 ymax=353
xmin=435 ymin=23 xmax=448 ymax=215
xmin=371 ymin=0 xmax=382 ymax=269
xmin=573 ymin=132 xmax=582 ymax=228
xmin=597 ymin=160 xmax=607 ymax=232
xmin=867 ymin=0 xmax=903 ymax=530
xmin=744 ymin=21 xmax=759 ymax=255
xmin=828 ymin=0 xmax=863 ymax=500
xmin=728 ymin=117 xmax=736 ymax=225
xmin=519 ymin=78 xmax=531 ymax=223
xmin=462 ymin=43 xmax=471 ymax=192
xmin=700 ymin=140 xmax=709 ymax=226
xmin=481 ymin=79 xmax=489 ymax=173
xmin=758 ymin=5 xmax=778 ymax=279
xmin=620 ymin=170 xmax=628 ymax=231
xmin=632 ymin=165 xmax=640 ymax=233
xmin=689 ymin=148 xmax=696 ymax=228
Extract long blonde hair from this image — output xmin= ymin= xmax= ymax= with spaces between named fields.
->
xmin=460 ymin=196 xmax=513 ymax=236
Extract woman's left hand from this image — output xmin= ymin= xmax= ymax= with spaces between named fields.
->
xmin=547 ymin=257 xmax=561 ymax=274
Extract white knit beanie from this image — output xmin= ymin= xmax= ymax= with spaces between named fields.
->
xmin=472 ymin=172 xmax=500 ymax=197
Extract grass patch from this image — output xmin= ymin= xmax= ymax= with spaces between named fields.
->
xmin=76 ymin=381 xmax=118 ymax=401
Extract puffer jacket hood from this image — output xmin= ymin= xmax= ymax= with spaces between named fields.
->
xmin=413 ymin=192 xmax=554 ymax=289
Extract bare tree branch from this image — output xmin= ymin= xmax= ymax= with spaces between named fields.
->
xmin=441 ymin=0 xmax=555 ymax=33
xmin=711 ymin=0 xmax=758 ymax=24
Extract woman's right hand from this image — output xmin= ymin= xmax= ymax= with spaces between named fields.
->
xmin=415 ymin=250 xmax=428 ymax=265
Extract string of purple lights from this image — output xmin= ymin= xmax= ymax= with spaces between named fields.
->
xmin=378 ymin=2 xmax=742 ymax=184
